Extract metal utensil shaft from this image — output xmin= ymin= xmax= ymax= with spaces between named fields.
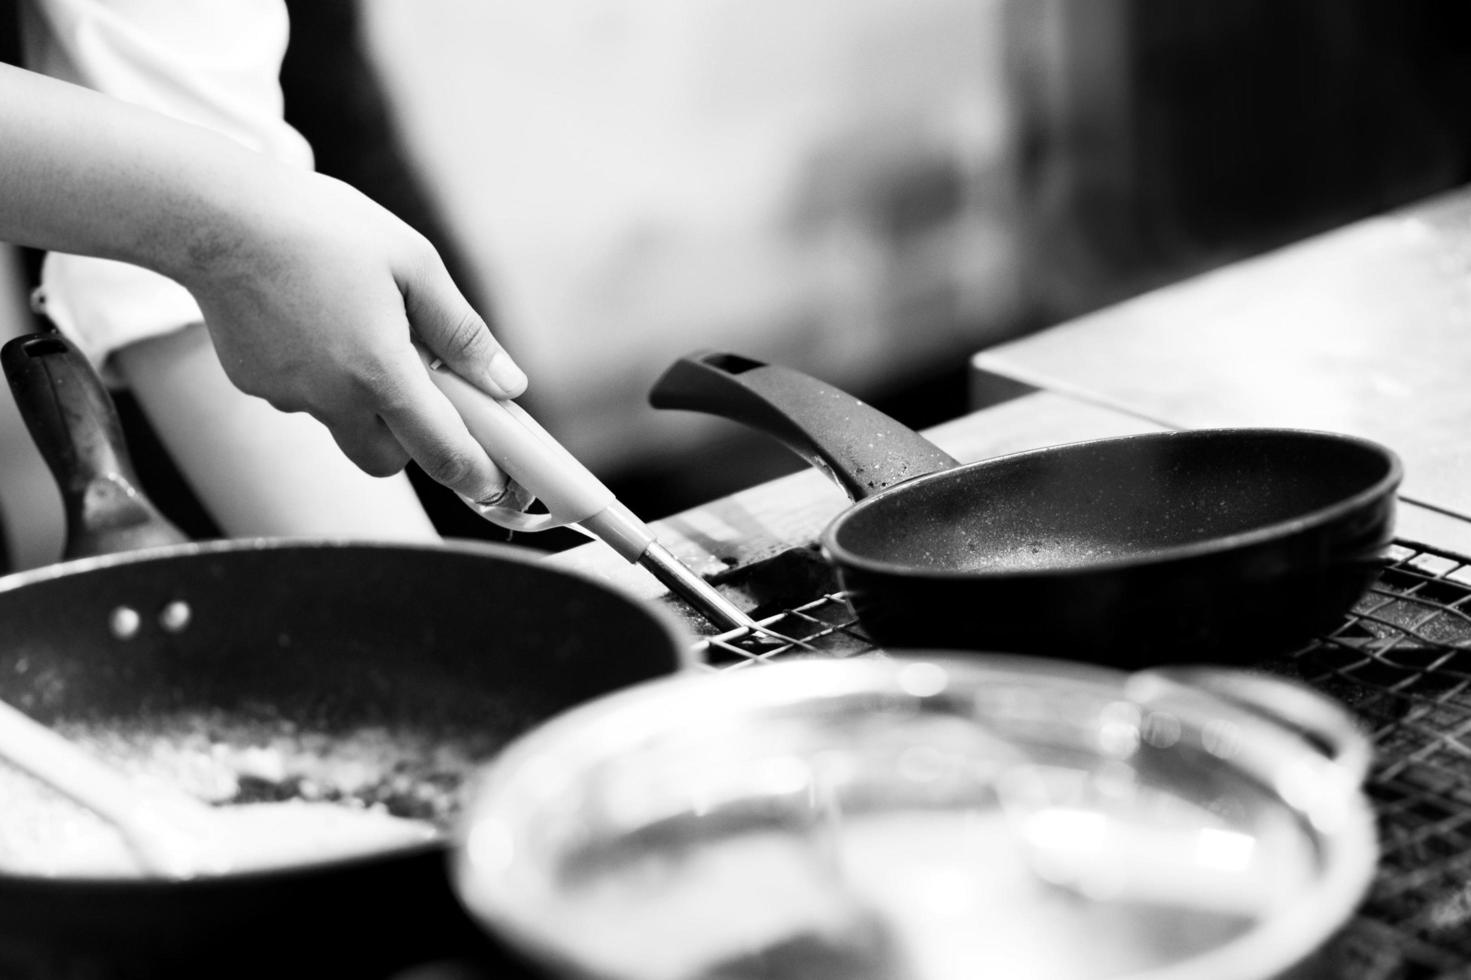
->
xmin=638 ymin=541 xmax=760 ymax=634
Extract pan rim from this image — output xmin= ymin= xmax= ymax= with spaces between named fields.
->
xmin=821 ymin=427 xmax=1404 ymax=580
xmin=0 ymin=535 xmax=569 ymax=589
xmin=0 ymin=536 xmax=699 ymax=672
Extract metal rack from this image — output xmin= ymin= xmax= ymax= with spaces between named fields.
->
xmin=686 ymin=539 xmax=1471 ymax=978
xmin=1304 ymin=541 xmax=1471 ymax=978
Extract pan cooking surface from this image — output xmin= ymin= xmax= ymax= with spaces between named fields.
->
xmin=676 ymin=540 xmax=1471 ymax=978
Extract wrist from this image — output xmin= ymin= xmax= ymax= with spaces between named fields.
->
xmin=146 ymin=139 xmax=298 ymax=295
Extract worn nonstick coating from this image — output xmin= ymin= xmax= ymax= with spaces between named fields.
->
xmin=650 ymin=351 xmax=1402 ymax=664
xmin=0 ymin=333 xmax=693 ymax=979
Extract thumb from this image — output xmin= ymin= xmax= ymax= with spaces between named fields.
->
xmin=404 ymin=262 xmax=527 ymax=398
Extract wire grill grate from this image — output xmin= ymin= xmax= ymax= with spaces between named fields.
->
xmin=684 ymin=538 xmax=1471 ymax=978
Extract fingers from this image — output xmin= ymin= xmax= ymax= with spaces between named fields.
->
xmin=403 ymin=259 xmax=527 ymax=399
xmin=324 ymin=413 xmax=412 ymax=478
xmin=297 ymin=366 xmax=511 ymax=505
xmin=391 ymin=255 xmax=523 ymax=499
xmin=371 ymin=352 xmax=512 ymax=503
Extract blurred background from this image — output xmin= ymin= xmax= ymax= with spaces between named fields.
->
xmin=3 ymin=0 xmax=1470 ymax=568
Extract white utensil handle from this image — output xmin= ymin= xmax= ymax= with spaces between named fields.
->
xmin=423 ymin=355 xmax=616 ymax=528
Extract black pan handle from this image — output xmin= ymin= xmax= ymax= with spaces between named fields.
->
xmin=1 ymin=332 xmax=188 ymax=560
xmin=649 ymin=350 xmax=959 ymax=501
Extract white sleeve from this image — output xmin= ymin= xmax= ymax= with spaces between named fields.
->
xmin=19 ymin=0 xmax=313 ymax=377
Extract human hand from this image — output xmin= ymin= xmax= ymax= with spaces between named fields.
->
xmin=1 ymin=65 xmax=519 ymax=503
xmin=178 ymin=169 xmax=526 ymax=504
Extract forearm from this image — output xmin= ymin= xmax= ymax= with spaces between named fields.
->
xmin=0 ymin=62 xmax=278 ymax=288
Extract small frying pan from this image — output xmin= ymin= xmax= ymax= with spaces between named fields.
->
xmin=650 ymin=351 xmax=1402 ymax=664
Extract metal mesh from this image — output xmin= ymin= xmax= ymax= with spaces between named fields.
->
xmin=683 ymin=538 xmax=1471 ymax=978
xmin=1304 ymin=541 xmax=1471 ymax=978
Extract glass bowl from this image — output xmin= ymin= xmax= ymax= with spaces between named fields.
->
xmin=452 ymin=655 xmax=1377 ymax=980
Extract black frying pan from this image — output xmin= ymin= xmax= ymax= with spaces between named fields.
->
xmin=650 ymin=351 xmax=1402 ymax=665
xmin=0 ymin=332 xmax=692 ymax=979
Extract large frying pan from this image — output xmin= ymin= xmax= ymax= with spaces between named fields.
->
xmin=0 ymin=333 xmax=693 ymax=979
xmin=650 ymin=351 xmax=1402 ymax=664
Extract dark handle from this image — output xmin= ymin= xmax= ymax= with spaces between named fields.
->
xmin=649 ymin=350 xmax=959 ymax=501
xmin=2 ymin=332 xmax=188 ymax=560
